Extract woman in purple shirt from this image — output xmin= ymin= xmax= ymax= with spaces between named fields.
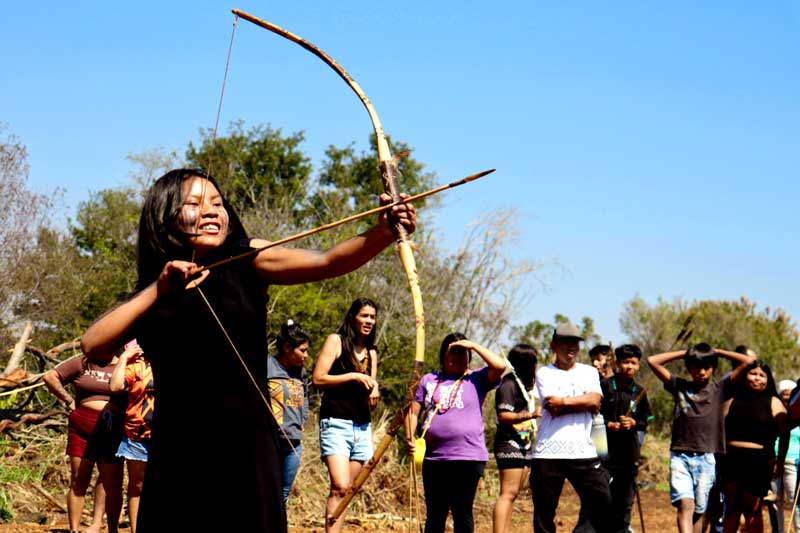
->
xmin=406 ymin=332 xmax=506 ymax=533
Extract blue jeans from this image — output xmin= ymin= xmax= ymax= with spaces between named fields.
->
xmin=670 ymin=451 xmax=716 ymax=513
xmin=279 ymin=442 xmax=302 ymax=507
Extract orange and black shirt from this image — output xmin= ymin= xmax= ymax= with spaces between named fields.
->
xmin=123 ymin=358 xmax=155 ymax=441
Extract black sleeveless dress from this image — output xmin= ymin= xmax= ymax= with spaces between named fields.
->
xmin=133 ymin=242 xmax=285 ymax=532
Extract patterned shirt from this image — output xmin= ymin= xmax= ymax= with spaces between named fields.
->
xmin=267 ymin=356 xmax=308 ymax=443
xmin=123 ymin=357 xmax=155 ymax=441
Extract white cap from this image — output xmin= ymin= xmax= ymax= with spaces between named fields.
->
xmin=778 ymin=379 xmax=796 ymax=394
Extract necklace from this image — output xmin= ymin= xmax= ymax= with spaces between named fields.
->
xmin=431 ymin=371 xmax=468 ymax=414
xmin=418 ymin=371 xmax=468 ymax=439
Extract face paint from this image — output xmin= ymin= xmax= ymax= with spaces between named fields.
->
xmin=177 ymin=204 xmax=200 ymax=235
xmin=176 ymin=178 xmax=231 ymax=256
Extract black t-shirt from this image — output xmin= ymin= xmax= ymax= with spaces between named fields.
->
xmin=665 ymin=374 xmax=733 ymax=454
xmin=494 ymin=374 xmax=534 ymax=457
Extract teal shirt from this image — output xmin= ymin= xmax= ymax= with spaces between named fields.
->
xmin=777 ymin=425 xmax=800 ymax=463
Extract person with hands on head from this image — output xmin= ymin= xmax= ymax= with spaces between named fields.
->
xmin=647 ymin=343 xmax=756 ymax=533
xmin=43 ymin=350 xmax=124 ymax=533
xmin=529 ymin=322 xmax=611 ymax=533
xmin=405 ymin=333 xmax=506 ymax=533
xmin=79 ymin=169 xmax=416 ymax=533
xmin=313 ymin=298 xmax=381 ymax=533
xmin=108 ymin=340 xmax=153 ymax=533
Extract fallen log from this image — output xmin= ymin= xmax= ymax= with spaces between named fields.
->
xmin=0 ymin=410 xmax=65 ymax=433
xmin=2 ymin=321 xmax=33 ymax=377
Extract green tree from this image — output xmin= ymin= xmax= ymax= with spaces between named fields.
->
xmin=12 ymin=187 xmax=141 ymax=348
xmin=69 ymin=187 xmax=140 ymax=319
xmin=5 ymin=120 xmax=544 ymax=420
xmin=186 ymin=121 xmax=313 ymax=218
xmin=621 ymin=295 xmax=800 ymax=375
xmin=312 ymin=135 xmax=435 ymax=228
xmin=0 ymin=125 xmax=55 ymax=350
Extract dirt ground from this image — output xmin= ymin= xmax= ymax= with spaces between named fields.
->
xmin=0 ymin=480 xmax=789 ymax=532
xmin=0 ymin=484 xmax=677 ymax=532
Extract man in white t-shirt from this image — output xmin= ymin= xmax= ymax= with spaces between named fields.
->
xmin=530 ymin=322 xmax=612 ymax=533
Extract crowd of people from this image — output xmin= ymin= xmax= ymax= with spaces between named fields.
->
xmin=42 ymin=167 xmax=800 ymax=533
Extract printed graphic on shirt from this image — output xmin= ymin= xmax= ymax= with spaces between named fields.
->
xmin=85 ymin=367 xmax=112 ymax=383
xmin=269 ymin=382 xmax=285 ymax=425
xmin=424 ymin=380 xmax=465 ymax=411
xmin=269 ymin=379 xmax=305 ymax=425
xmin=676 ymin=390 xmax=698 ymax=415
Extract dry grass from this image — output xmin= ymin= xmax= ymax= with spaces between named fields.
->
xmin=638 ymin=433 xmax=672 ymax=490
xmin=0 ymin=425 xmax=72 ymax=522
xmin=0 ymin=411 xmax=675 ymax=529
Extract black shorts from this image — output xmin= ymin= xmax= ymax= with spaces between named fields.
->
xmin=721 ymin=446 xmax=773 ymax=497
xmin=496 ymin=456 xmax=532 ymax=470
xmin=494 ymin=439 xmax=532 ymax=470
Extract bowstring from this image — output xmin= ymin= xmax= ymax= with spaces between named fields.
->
xmin=187 ymin=14 xmax=299 ymax=458
xmin=195 ymin=285 xmax=299 ymax=457
xmin=191 ymin=14 xmax=239 ymax=263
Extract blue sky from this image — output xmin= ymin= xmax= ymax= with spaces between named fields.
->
xmin=3 ymin=1 xmax=798 ymax=347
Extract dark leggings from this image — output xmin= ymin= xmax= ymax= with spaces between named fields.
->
xmin=422 ymin=460 xmax=485 ymax=533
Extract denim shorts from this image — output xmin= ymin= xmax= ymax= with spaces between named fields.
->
xmin=670 ymin=451 xmax=716 ymax=512
xmin=116 ymin=435 xmax=150 ymax=462
xmin=319 ymin=417 xmax=373 ymax=462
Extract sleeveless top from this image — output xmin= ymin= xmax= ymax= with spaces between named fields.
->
xmin=319 ymin=341 xmax=373 ymax=425
xmin=133 ymin=241 xmax=286 ymax=533
xmin=725 ymin=392 xmax=778 ymax=451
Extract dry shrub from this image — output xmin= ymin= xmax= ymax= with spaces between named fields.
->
xmin=0 ymin=427 xmax=72 ymax=522
xmin=287 ymin=411 xmax=422 ymax=530
xmin=638 ymin=433 xmax=671 ymax=489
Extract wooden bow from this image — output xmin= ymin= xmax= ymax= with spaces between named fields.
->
xmin=231 ymin=9 xmax=427 ymax=375
xmin=231 ymin=9 xmax=430 ymax=524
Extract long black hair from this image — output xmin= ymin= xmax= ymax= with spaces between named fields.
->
xmin=336 ymin=298 xmax=378 ymax=372
xmin=508 ymin=343 xmax=537 ymax=390
xmin=735 ymin=359 xmax=779 ymax=399
xmin=135 ymin=168 xmax=248 ymax=290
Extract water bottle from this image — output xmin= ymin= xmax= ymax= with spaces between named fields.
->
xmin=591 ymin=413 xmax=609 ymax=460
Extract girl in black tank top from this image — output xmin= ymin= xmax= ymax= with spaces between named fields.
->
xmin=313 ymin=298 xmax=380 ymax=533
xmin=721 ymin=360 xmax=787 ymax=533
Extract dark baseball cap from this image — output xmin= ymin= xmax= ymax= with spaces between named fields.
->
xmin=552 ymin=322 xmax=585 ymax=342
